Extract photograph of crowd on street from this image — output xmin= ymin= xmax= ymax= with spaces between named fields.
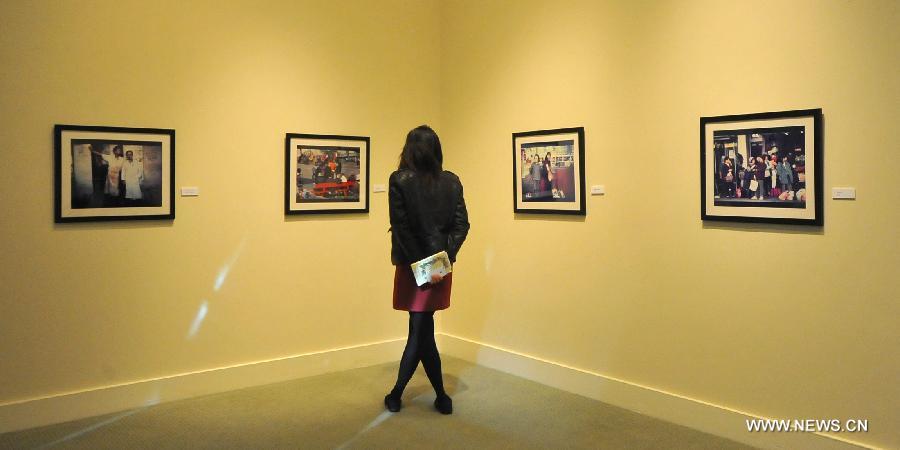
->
xmin=712 ymin=126 xmax=807 ymax=209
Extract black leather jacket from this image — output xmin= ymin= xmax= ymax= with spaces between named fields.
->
xmin=389 ymin=169 xmax=470 ymax=265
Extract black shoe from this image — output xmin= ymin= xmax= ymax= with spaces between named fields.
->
xmin=384 ymin=393 xmax=401 ymax=412
xmin=434 ymin=394 xmax=452 ymax=415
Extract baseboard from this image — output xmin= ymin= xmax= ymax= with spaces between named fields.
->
xmin=0 ymin=338 xmax=405 ymax=434
xmin=437 ymin=333 xmax=874 ymax=450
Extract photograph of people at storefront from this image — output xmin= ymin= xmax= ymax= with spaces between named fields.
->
xmin=520 ymin=140 xmax=576 ymax=202
xmin=712 ymin=126 xmax=807 ymax=208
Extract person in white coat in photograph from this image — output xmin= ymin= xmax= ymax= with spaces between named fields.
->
xmin=121 ymin=150 xmax=144 ymax=202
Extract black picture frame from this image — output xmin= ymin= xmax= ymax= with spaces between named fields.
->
xmin=54 ymin=124 xmax=176 ymax=223
xmin=512 ymin=127 xmax=586 ymax=215
xmin=700 ymin=109 xmax=823 ymax=226
xmin=284 ymin=133 xmax=370 ymax=215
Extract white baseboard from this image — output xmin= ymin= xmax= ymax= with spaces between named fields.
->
xmin=0 ymin=338 xmax=405 ymax=434
xmin=437 ymin=333 xmax=874 ymax=450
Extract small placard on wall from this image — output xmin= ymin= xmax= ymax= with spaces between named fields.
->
xmin=180 ymin=187 xmax=200 ymax=197
xmin=831 ymin=187 xmax=856 ymax=199
xmin=590 ymin=185 xmax=605 ymax=195
xmin=373 ymin=184 xmax=386 ymax=193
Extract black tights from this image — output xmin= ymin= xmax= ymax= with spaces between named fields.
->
xmin=392 ymin=312 xmax=445 ymax=397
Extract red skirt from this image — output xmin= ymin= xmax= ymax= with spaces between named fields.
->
xmin=393 ymin=265 xmax=452 ymax=312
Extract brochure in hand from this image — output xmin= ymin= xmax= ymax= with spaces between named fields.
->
xmin=410 ymin=251 xmax=452 ymax=287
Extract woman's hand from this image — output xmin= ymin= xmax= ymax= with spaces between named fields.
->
xmin=430 ymin=273 xmax=444 ymax=284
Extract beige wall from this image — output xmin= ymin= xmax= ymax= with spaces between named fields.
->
xmin=1 ymin=0 xmax=897 ymax=447
xmin=439 ymin=0 xmax=898 ymax=448
xmin=0 ymin=0 xmax=439 ymax=401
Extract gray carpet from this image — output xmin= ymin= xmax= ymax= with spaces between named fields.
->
xmin=0 ymin=357 xmax=752 ymax=449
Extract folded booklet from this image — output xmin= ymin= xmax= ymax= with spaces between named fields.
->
xmin=410 ymin=251 xmax=452 ymax=287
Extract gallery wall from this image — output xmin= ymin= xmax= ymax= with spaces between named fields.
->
xmin=1 ymin=0 xmax=897 ymax=447
xmin=438 ymin=0 xmax=898 ymax=448
xmin=0 ymin=0 xmax=439 ymax=404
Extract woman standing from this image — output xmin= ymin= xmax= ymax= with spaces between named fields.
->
xmin=385 ymin=125 xmax=470 ymax=415
xmin=522 ymin=153 xmax=534 ymax=197
xmin=541 ymin=151 xmax=553 ymax=195
xmin=776 ymin=157 xmax=793 ymax=195
xmin=753 ymin=156 xmax=767 ymax=200
xmin=719 ymin=158 xmax=735 ymax=198
xmin=529 ymin=154 xmax=542 ymax=196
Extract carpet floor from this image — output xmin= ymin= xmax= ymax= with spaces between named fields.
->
xmin=0 ymin=356 xmax=752 ymax=449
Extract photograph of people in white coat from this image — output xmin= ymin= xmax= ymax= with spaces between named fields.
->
xmin=70 ymin=140 xmax=163 ymax=208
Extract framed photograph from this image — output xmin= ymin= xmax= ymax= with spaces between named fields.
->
xmin=54 ymin=124 xmax=175 ymax=223
xmin=513 ymin=127 xmax=586 ymax=215
xmin=701 ymin=109 xmax=823 ymax=226
xmin=285 ymin=133 xmax=369 ymax=215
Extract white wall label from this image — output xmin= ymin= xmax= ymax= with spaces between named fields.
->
xmin=590 ymin=185 xmax=605 ymax=195
xmin=832 ymin=187 xmax=856 ymax=199
xmin=180 ymin=187 xmax=200 ymax=197
xmin=373 ymin=184 xmax=386 ymax=193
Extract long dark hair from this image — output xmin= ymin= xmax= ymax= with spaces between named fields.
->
xmin=399 ymin=125 xmax=443 ymax=178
